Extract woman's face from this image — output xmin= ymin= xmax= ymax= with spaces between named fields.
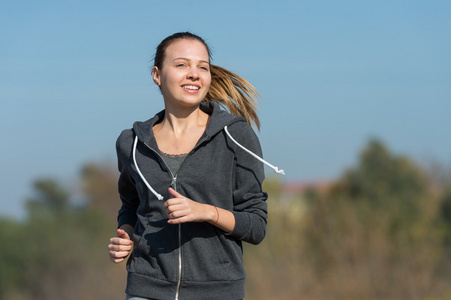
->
xmin=153 ymin=38 xmax=211 ymax=109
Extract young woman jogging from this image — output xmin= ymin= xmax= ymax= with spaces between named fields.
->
xmin=108 ymin=32 xmax=284 ymax=300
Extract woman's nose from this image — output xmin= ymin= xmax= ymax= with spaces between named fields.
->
xmin=187 ymin=67 xmax=199 ymax=80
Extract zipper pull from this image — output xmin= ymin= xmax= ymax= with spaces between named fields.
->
xmin=170 ymin=177 xmax=177 ymax=188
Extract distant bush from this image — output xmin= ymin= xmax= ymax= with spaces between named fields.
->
xmin=245 ymin=139 xmax=451 ymax=300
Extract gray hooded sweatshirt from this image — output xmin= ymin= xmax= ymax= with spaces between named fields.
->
xmin=116 ymin=101 xmax=268 ymax=300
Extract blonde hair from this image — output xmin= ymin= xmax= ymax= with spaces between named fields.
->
xmin=154 ymin=32 xmax=261 ymax=130
xmin=206 ymin=65 xmax=261 ymax=130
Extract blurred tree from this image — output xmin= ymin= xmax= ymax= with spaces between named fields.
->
xmin=81 ymin=162 xmax=121 ymax=222
xmin=336 ymin=139 xmax=429 ymax=207
xmin=301 ymin=139 xmax=445 ymax=299
xmin=0 ymin=164 xmax=126 ymax=300
xmin=0 ymin=218 xmax=27 ymax=299
xmin=245 ymin=139 xmax=451 ymax=300
xmin=26 ymin=179 xmax=70 ymax=217
xmin=440 ymin=184 xmax=451 ymax=228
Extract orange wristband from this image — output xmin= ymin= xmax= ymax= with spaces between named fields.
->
xmin=212 ymin=205 xmax=219 ymax=225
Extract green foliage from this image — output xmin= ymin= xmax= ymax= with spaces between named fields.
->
xmin=0 ymin=164 xmax=126 ymax=300
xmin=245 ymin=139 xmax=451 ymax=299
xmin=332 ymin=139 xmax=437 ymax=239
xmin=26 ymin=179 xmax=70 ymax=218
xmin=441 ymin=184 xmax=451 ymax=226
xmin=81 ymin=162 xmax=122 ymax=222
xmin=337 ymin=139 xmax=429 ymax=206
xmin=0 ymin=218 xmax=27 ymax=297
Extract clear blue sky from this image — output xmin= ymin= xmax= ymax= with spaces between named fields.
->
xmin=1 ymin=0 xmax=450 ymax=219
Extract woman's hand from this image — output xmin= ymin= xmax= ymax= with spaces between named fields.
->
xmin=165 ymin=188 xmax=236 ymax=233
xmin=165 ymin=188 xmax=215 ymax=224
xmin=108 ymin=228 xmax=133 ymax=263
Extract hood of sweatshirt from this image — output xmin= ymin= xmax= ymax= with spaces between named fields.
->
xmin=130 ymin=101 xmax=284 ymax=201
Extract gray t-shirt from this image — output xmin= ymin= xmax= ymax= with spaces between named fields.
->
xmin=159 ymin=151 xmax=187 ymax=174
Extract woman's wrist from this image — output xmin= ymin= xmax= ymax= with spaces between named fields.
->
xmin=208 ymin=206 xmax=236 ymax=233
xmin=210 ymin=205 xmax=219 ymax=225
xmin=206 ymin=204 xmax=218 ymax=224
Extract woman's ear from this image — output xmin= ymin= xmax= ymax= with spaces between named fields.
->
xmin=152 ymin=66 xmax=161 ymax=86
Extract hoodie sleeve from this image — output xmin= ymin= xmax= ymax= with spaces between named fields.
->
xmin=226 ymin=122 xmax=268 ymax=245
xmin=116 ymin=129 xmax=140 ymax=229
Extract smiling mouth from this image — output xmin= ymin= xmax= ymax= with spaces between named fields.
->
xmin=182 ymin=85 xmax=200 ymax=90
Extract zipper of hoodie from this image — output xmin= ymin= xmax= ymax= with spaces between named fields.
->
xmin=142 ymin=142 xmax=181 ymax=299
xmin=143 ymin=140 xmax=206 ymax=300
xmin=172 ymin=135 xmax=210 ymax=300
xmin=172 ymin=148 xmax=197 ymax=300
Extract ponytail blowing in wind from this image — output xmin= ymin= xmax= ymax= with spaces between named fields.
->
xmin=153 ymin=32 xmax=261 ymax=130
xmin=207 ymin=64 xmax=260 ymax=130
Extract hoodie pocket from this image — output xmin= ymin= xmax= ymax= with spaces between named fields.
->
xmin=128 ymin=219 xmax=180 ymax=282
xmin=181 ymin=223 xmax=245 ymax=282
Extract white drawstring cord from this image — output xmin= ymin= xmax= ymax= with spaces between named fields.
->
xmin=133 ymin=136 xmax=164 ymax=201
xmin=133 ymin=127 xmax=284 ymax=200
xmin=224 ymin=126 xmax=285 ymax=175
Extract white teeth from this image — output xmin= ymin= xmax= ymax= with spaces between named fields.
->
xmin=183 ymin=85 xmax=199 ymax=90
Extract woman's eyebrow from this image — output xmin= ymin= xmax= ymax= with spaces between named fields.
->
xmin=172 ymin=57 xmax=210 ymax=64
